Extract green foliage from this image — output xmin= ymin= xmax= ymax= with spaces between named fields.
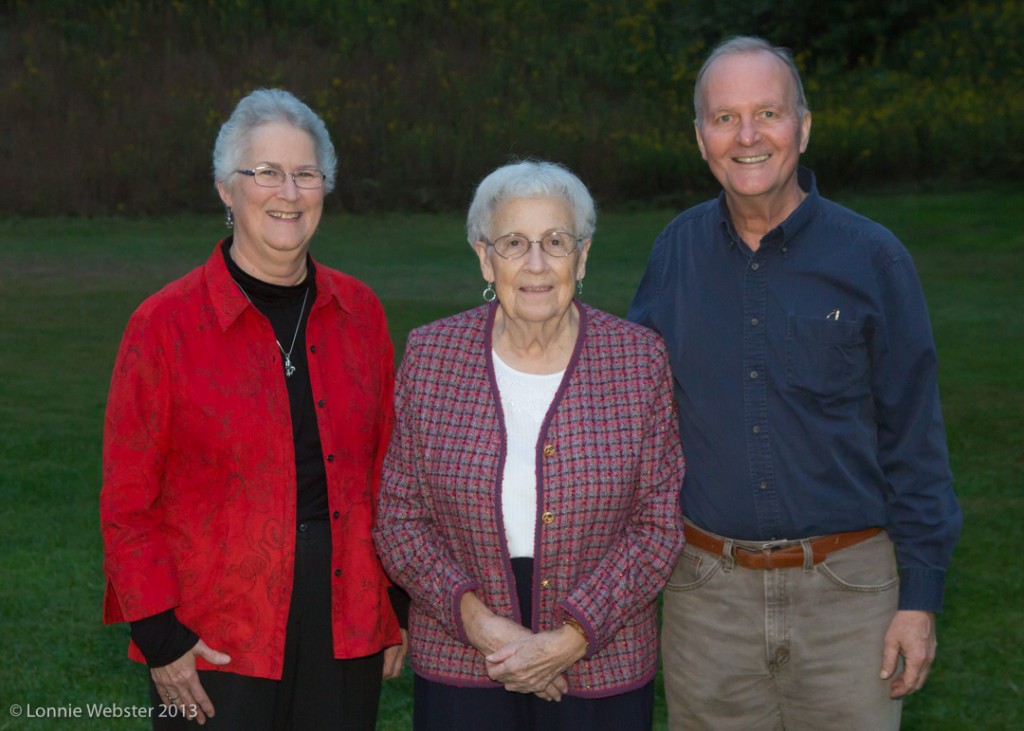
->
xmin=805 ymin=0 xmax=1024 ymax=184
xmin=1 ymin=0 xmax=1021 ymax=215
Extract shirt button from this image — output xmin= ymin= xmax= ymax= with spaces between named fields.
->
xmin=317 ymin=399 xmax=326 ymax=407
xmin=759 ymin=481 xmax=768 ymax=490
xmin=750 ymin=318 xmax=759 ymax=326
xmin=750 ymin=371 xmax=759 ymax=379
xmin=333 ymin=511 xmax=340 ymax=519
xmin=327 ymin=454 xmax=335 ymax=462
xmin=543 ymin=444 xmax=555 ymax=458
xmin=752 ymin=425 xmax=761 ymax=434
xmin=310 ymin=345 xmax=317 ymax=353
xmin=541 ymin=511 xmax=555 ymax=525
xmin=298 ymin=523 xmax=308 ymax=532
xmin=334 ymin=569 xmax=342 ymax=577
xmin=540 ymin=579 xmax=552 ymax=589
xmin=751 ymin=262 xmax=760 ymax=270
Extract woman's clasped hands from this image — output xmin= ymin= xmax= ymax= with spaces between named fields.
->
xmin=461 ymin=592 xmax=587 ymax=701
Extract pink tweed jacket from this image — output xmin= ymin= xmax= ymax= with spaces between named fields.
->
xmin=374 ymin=301 xmax=685 ymax=697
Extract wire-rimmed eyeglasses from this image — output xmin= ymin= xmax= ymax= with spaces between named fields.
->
xmin=235 ymin=165 xmax=325 ymax=190
xmin=485 ymin=231 xmax=582 ymax=260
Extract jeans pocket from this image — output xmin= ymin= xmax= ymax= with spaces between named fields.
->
xmin=816 ymin=535 xmax=899 ymax=593
xmin=665 ymin=544 xmax=723 ymax=592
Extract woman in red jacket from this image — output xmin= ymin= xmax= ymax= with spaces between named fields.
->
xmin=100 ymin=88 xmax=405 ymax=729
xmin=374 ymin=161 xmax=685 ymax=730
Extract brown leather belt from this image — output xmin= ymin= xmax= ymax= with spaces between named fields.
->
xmin=684 ymin=523 xmax=884 ymax=570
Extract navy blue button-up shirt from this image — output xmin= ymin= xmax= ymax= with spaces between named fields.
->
xmin=628 ymin=168 xmax=961 ymax=612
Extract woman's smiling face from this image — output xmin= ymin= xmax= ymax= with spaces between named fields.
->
xmin=474 ymin=196 xmax=590 ymax=326
xmin=217 ymin=122 xmax=324 ymax=271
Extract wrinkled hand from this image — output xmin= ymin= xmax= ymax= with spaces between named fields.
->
xmin=534 ymin=674 xmax=569 ymax=702
xmin=460 ymin=592 xmax=570 ymax=701
xmin=485 ymin=626 xmax=587 ymax=696
xmin=383 ymin=629 xmax=409 ymax=680
xmin=881 ymin=610 xmax=936 ymax=698
xmin=151 ymin=639 xmax=231 ymax=725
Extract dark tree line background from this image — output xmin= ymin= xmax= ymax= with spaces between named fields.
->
xmin=2 ymin=0 xmax=1020 ymax=216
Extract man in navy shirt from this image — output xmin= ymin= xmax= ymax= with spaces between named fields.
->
xmin=629 ymin=36 xmax=961 ymax=730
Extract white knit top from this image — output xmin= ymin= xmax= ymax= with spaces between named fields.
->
xmin=492 ymin=349 xmax=565 ymax=558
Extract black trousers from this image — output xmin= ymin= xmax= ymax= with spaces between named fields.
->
xmin=149 ymin=520 xmax=384 ymax=730
xmin=413 ymin=558 xmax=654 ymax=731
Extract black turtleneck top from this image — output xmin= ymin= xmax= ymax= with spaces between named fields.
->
xmin=222 ymin=239 xmax=329 ymax=523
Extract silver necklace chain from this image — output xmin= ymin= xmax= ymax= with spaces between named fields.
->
xmin=234 ymin=282 xmax=310 ymax=378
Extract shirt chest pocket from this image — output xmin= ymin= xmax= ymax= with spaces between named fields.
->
xmin=785 ymin=315 xmax=869 ymax=398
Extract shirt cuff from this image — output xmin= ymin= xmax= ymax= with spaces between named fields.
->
xmin=129 ymin=609 xmax=200 ymax=668
xmin=388 ymin=585 xmax=410 ymax=629
xmin=897 ymin=567 xmax=947 ymax=612
xmin=558 ymin=601 xmax=598 ymax=661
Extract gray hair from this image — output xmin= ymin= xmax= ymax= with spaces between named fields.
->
xmin=212 ymin=88 xmax=338 ymax=194
xmin=466 ymin=160 xmax=596 ymax=245
xmin=693 ymin=36 xmax=809 ymax=127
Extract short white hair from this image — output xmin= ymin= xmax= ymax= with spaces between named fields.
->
xmin=212 ymin=88 xmax=338 ymax=194
xmin=466 ymin=160 xmax=596 ymax=245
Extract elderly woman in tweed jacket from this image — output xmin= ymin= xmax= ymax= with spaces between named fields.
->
xmin=374 ymin=160 xmax=685 ymax=731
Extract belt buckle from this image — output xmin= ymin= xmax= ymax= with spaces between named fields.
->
xmin=757 ymin=538 xmax=796 ymax=551
xmin=734 ymin=538 xmax=798 ymax=569
xmin=734 ymin=538 xmax=792 ymax=555
xmin=759 ymin=544 xmax=785 ymax=569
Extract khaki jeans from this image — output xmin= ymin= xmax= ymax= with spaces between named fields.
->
xmin=661 ymin=526 xmax=902 ymax=731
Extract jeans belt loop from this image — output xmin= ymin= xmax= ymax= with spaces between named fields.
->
xmin=800 ymin=539 xmax=815 ymax=571
xmin=722 ymin=538 xmax=737 ymax=572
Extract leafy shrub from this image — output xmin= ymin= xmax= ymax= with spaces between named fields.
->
xmin=1 ymin=0 xmax=1020 ymax=215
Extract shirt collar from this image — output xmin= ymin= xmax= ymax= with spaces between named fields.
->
xmin=715 ymin=166 xmax=820 ymax=252
xmin=204 ymin=238 xmax=351 ymax=332
xmin=780 ymin=166 xmax=819 ymax=244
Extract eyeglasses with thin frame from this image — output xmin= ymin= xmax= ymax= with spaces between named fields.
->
xmin=485 ymin=231 xmax=582 ymax=260
xmin=235 ymin=165 xmax=325 ymax=190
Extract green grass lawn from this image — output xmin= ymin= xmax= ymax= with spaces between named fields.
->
xmin=1 ymin=187 xmax=1021 ymax=729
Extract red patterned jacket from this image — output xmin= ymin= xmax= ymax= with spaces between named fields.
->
xmin=374 ymin=302 xmax=685 ymax=697
xmin=101 ymin=242 xmax=400 ymax=680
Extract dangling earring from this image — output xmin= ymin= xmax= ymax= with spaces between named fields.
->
xmin=225 ymin=207 xmax=234 ymax=229
xmin=576 ymin=279 xmax=584 ymax=298
xmin=482 ymin=282 xmax=497 ymax=302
